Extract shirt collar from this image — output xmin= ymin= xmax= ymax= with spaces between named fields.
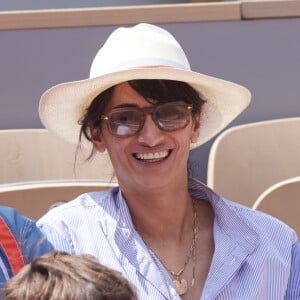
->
xmin=188 ymin=177 xmax=259 ymax=254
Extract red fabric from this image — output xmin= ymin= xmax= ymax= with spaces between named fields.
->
xmin=0 ymin=217 xmax=24 ymax=275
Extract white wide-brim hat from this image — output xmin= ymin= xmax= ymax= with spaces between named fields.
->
xmin=39 ymin=23 xmax=251 ymax=150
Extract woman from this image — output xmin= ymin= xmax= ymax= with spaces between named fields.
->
xmin=37 ymin=23 xmax=299 ymax=299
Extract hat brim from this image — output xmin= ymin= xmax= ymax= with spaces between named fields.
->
xmin=39 ymin=67 xmax=251 ymax=151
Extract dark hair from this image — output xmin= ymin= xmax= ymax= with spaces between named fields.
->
xmin=2 ymin=251 xmax=137 ymax=300
xmin=79 ymin=79 xmax=206 ymax=158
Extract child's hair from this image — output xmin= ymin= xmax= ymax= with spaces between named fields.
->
xmin=2 ymin=251 xmax=137 ymax=300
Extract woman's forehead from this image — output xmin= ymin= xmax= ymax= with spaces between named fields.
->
xmin=108 ymin=82 xmax=153 ymax=109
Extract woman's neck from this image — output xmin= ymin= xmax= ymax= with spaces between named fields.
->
xmin=121 ymin=179 xmax=193 ymax=242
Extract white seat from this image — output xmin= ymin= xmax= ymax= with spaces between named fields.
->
xmin=0 ymin=180 xmax=117 ymax=220
xmin=0 ymin=128 xmax=115 ymax=184
xmin=252 ymin=176 xmax=300 ymax=236
xmin=207 ymin=117 xmax=300 ymax=207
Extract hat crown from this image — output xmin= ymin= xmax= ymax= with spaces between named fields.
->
xmin=89 ymin=23 xmax=191 ymax=78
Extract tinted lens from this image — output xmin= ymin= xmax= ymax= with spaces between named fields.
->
xmin=108 ymin=108 xmax=142 ymax=136
xmin=155 ymin=103 xmax=190 ymax=131
xmin=102 ymin=102 xmax=192 ymax=137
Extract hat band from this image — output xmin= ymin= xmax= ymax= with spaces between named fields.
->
xmin=90 ymin=57 xmax=190 ymax=78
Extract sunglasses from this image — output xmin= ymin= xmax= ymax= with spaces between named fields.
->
xmin=101 ymin=101 xmax=193 ymax=137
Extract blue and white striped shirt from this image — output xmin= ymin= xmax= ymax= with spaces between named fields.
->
xmin=37 ymin=178 xmax=300 ymax=299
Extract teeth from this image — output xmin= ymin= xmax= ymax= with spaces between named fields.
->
xmin=135 ymin=151 xmax=169 ymax=160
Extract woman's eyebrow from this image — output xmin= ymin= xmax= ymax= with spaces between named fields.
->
xmin=111 ymin=103 xmax=140 ymax=109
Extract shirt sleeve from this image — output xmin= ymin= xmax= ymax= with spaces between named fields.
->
xmin=37 ymin=223 xmax=75 ymax=254
xmin=21 ymin=218 xmax=54 ymax=263
xmin=0 ymin=206 xmax=54 ymax=283
xmin=284 ymin=241 xmax=300 ymax=299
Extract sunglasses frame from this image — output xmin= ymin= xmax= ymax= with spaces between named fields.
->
xmin=101 ymin=101 xmax=193 ymax=137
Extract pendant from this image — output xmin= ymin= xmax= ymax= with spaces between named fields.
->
xmin=173 ymin=278 xmax=188 ymax=295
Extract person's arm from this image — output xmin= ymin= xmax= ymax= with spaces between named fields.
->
xmin=0 ymin=206 xmax=53 ymax=287
xmin=21 ymin=218 xmax=54 ymax=263
xmin=284 ymin=241 xmax=300 ymax=299
xmin=4 ymin=207 xmax=54 ymax=264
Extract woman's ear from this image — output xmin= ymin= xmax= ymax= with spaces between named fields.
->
xmin=91 ymin=127 xmax=107 ymax=153
xmin=190 ymin=113 xmax=200 ymax=144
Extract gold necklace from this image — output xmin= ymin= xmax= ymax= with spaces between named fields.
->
xmin=166 ymin=200 xmax=197 ymax=295
xmin=143 ymin=200 xmax=198 ymax=296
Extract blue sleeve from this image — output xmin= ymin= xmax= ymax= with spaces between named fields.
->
xmin=284 ymin=241 xmax=300 ymax=299
xmin=21 ymin=218 xmax=54 ymax=263
xmin=0 ymin=206 xmax=54 ymax=264
xmin=0 ymin=206 xmax=54 ymax=291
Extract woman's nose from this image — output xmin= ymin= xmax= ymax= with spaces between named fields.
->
xmin=137 ymin=115 xmax=164 ymax=147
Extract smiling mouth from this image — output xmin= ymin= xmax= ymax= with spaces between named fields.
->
xmin=133 ymin=150 xmax=171 ymax=162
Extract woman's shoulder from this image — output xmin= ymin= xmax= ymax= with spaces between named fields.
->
xmin=224 ymin=198 xmax=298 ymax=244
xmin=38 ymin=187 xmax=120 ymax=223
xmin=190 ymin=178 xmax=297 ymax=243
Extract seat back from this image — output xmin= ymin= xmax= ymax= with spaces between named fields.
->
xmin=0 ymin=129 xmax=115 ymax=184
xmin=0 ymin=180 xmax=117 ymax=220
xmin=207 ymin=117 xmax=300 ymax=207
xmin=252 ymin=176 xmax=300 ymax=236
